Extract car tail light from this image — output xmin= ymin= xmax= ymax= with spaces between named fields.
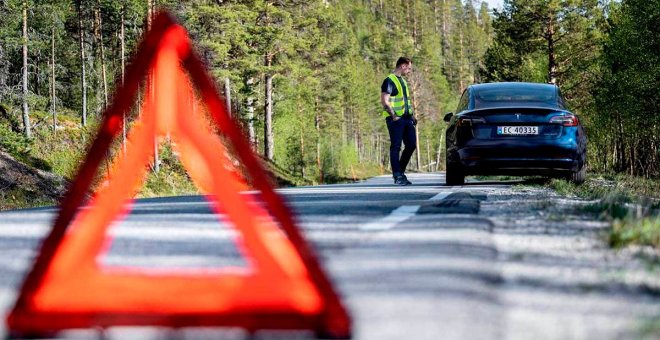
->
xmin=550 ymin=114 xmax=579 ymax=126
xmin=457 ymin=117 xmax=486 ymax=126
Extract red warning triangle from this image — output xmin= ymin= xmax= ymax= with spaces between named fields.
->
xmin=7 ymin=12 xmax=350 ymax=338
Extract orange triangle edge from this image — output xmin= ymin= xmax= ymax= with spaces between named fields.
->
xmin=6 ymin=12 xmax=351 ymax=339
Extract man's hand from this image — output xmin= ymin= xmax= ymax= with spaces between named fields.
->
xmin=383 ymin=104 xmax=399 ymax=121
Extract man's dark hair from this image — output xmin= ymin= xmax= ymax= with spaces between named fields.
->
xmin=396 ymin=57 xmax=412 ymax=68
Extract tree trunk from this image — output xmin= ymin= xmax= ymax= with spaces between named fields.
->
xmin=34 ymin=53 xmax=39 ymax=97
xmin=547 ymin=13 xmax=557 ymax=84
xmin=78 ymin=1 xmax=87 ymax=127
xmin=341 ymin=108 xmax=347 ymax=145
xmin=246 ymin=77 xmax=256 ymax=149
xmin=0 ymin=44 xmax=5 ymax=92
xmin=615 ymin=112 xmax=625 ymax=171
xmin=147 ymin=0 xmax=153 ymax=26
xmin=147 ymin=0 xmax=159 ymax=172
xmin=426 ymin=139 xmax=431 ymax=172
xmin=405 ymin=0 xmax=411 ymax=33
xmin=412 ymin=2 xmax=418 ymax=47
xmin=432 ymin=0 xmax=440 ymax=34
xmin=224 ymin=77 xmax=232 ymax=117
xmin=51 ymin=26 xmax=56 ymax=131
xmin=376 ymin=133 xmax=381 ymax=166
xmin=315 ymin=96 xmax=323 ymax=183
xmin=299 ymin=104 xmax=305 ymax=178
xmin=410 ymin=78 xmax=421 ymax=171
xmin=21 ymin=0 xmax=31 ymax=138
xmin=354 ymin=109 xmax=361 ymax=160
xmin=414 ymin=120 xmax=421 ymax=171
xmin=458 ymin=29 xmax=465 ymax=91
xmin=95 ymin=1 xmax=108 ymax=109
xmin=441 ymin=0 xmax=449 ymax=65
xmin=264 ymin=55 xmax=274 ymax=160
xmin=436 ymin=132 xmax=444 ymax=171
xmin=120 ymin=3 xmax=126 ymax=154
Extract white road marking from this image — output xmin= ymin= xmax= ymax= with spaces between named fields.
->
xmin=429 ymin=191 xmax=453 ymax=201
xmin=0 ymin=224 xmax=236 ymax=241
xmin=109 ymin=226 xmax=236 ymax=241
xmin=360 ymin=205 xmax=421 ymax=231
xmin=358 ymin=186 xmax=456 ymax=231
xmin=275 ymin=187 xmax=442 ymax=195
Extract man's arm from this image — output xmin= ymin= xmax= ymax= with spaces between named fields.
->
xmin=381 ymin=92 xmax=399 ymax=120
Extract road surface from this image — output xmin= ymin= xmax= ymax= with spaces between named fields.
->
xmin=0 ymin=173 xmax=658 ymax=339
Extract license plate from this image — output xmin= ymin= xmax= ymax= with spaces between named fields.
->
xmin=497 ymin=126 xmax=539 ymax=135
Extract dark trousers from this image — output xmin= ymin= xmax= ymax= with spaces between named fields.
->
xmin=386 ymin=116 xmax=417 ymax=176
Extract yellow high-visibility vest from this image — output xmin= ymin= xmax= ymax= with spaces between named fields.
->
xmin=382 ymin=74 xmax=413 ymax=117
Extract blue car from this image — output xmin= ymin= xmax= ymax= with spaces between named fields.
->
xmin=443 ymin=82 xmax=587 ymax=185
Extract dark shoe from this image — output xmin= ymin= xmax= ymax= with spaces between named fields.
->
xmin=400 ymin=174 xmax=412 ymax=185
xmin=394 ymin=176 xmax=408 ymax=186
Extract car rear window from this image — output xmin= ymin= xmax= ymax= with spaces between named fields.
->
xmin=474 ymin=87 xmax=558 ymax=109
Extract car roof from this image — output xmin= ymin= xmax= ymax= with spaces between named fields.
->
xmin=467 ymin=82 xmax=563 ymax=110
xmin=469 ymin=82 xmax=558 ymax=93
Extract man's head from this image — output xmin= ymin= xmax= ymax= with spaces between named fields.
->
xmin=395 ymin=57 xmax=412 ymax=75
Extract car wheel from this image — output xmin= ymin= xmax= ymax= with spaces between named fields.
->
xmin=568 ymin=165 xmax=586 ymax=185
xmin=446 ymin=162 xmax=465 ymax=186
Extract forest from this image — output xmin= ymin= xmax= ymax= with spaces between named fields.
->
xmin=0 ymin=0 xmax=657 ymax=193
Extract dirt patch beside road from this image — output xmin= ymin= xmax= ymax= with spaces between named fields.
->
xmin=0 ymin=150 xmax=67 ymax=210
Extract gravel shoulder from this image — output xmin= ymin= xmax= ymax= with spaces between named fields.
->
xmin=477 ymin=183 xmax=660 ymax=339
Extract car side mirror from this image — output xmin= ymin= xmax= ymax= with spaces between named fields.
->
xmin=443 ymin=112 xmax=453 ymax=123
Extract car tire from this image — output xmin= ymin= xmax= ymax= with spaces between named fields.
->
xmin=568 ymin=165 xmax=586 ymax=185
xmin=446 ymin=162 xmax=465 ymax=186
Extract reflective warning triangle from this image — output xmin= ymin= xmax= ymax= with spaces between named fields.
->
xmin=7 ymin=12 xmax=350 ymax=338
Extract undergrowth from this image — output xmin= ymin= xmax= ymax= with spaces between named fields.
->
xmin=547 ymin=174 xmax=660 ymax=248
xmin=1 ymin=109 xmax=364 ymax=211
xmin=0 ymin=187 xmax=57 ymax=210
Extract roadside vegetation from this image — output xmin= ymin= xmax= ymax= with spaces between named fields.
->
xmin=480 ymin=0 xmax=659 ymax=250
xmin=547 ymin=175 xmax=660 ymax=249
xmin=482 ymin=0 xmax=659 ymax=178
xmin=1 ymin=0 xmax=658 ymax=232
xmin=3 ymin=0 xmax=487 ymax=211
xmin=0 ymin=108 xmax=377 ymax=211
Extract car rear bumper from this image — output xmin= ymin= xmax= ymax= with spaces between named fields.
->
xmin=457 ymin=146 xmax=581 ymax=175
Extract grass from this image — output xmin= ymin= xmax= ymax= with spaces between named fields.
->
xmin=138 ymin=144 xmax=199 ymax=198
xmin=474 ymin=175 xmax=524 ymax=181
xmin=0 ymin=187 xmax=57 ymax=210
xmin=610 ymin=217 xmax=660 ymax=248
xmin=636 ymin=317 xmax=660 ymax=339
xmin=548 ymin=174 xmax=660 ymax=202
xmin=546 ymin=174 xmax=660 ymax=248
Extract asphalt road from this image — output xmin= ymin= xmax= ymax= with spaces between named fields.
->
xmin=0 ymin=173 xmax=658 ymax=339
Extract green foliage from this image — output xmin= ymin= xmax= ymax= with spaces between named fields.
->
xmin=0 ymin=119 xmax=53 ymax=171
xmin=0 ymin=186 xmax=57 ymax=210
xmin=1 ymin=0 xmax=495 ymax=203
xmin=548 ymin=174 xmax=660 ymax=203
xmin=610 ymin=217 xmax=660 ymax=248
xmin=0 ymin=121 xmax=32 ymax=158
xmin=592 ymin=0 xmax=660 ymax=177
xmin=483 ymin=0 xmax=657 ymax=180
xmin=138 ymin=144 xmax=198 ymax=198
xmin=31 ymin=123 xmax=88 ymax=177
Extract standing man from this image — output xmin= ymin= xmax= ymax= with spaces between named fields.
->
xmin=381 ymin=57 xmax=416 ymax=185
